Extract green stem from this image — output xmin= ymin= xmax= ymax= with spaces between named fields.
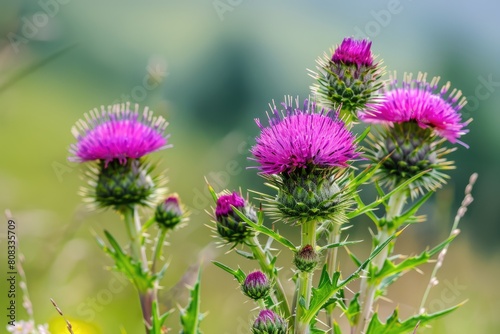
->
xmin=354 ymin=190 xmax=407 ymax=334
xmin=294 ymin=220 xmax=317 ymax=334
xmin=152 ymin=229 xmax=168 ymax=274
xmin=249 ymin=235 xmax=291 ymax=321
xmin=325 ymin=222 xmax=341 ymax=333
xmin=122 ymin=206 xmax=152 ymax=332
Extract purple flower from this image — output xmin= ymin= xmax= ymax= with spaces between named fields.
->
xmin=215 ymin=192 xmax=245 ymax=218
xmin=252 ymin=309 xmax=287 ymax=334
xmin=69 ymin=103 xmax=170 ymax=165
xmin=242 ymin=271 xmax=271 ymax=300
xmin=214 ymin=191 xmax=255 ymax=244
xmin=250 ymin=97 xmax=358 ymax=175
xmin=360 ymin=73 xmax=470 ymax=145
xmin=332 ymin=37 xmax=374 ymax=67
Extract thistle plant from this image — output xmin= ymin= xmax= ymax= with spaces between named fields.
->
xmin=69 ymin=102 xmax=201 ymax=334
xmin=59 ymin=37 xmax=475 ymax=334
xmin=208 ymin=37 xmax=476 ymax=334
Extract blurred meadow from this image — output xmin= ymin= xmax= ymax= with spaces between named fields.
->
xmin=1 ymin=0 xmax=500 ymax=333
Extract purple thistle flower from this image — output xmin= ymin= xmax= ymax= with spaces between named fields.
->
xmin=215 ymin=192 xmax=246 ymax=218
xmin=69 ymin=103 xmax=170 ymax=165
xmin=332 ymin=37 xmax=374 ymax=67
xmin=251 ymin=97 xmax=358 ymax=175
xmin=360 ymin=72 xmax=470 ymax=146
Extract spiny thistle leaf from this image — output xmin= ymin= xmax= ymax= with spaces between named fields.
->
xmin=373 ymin=232 xmax=458 ymax=283
xmin=212 ymin=261 xmax=246 ymax=284
xmin=180 ymin=271 xmax=203 ymax=334
xmin=232 ymin=207 xmax=296 ymax=251
xmin=365 ymin=304 xmax=463 ymax=334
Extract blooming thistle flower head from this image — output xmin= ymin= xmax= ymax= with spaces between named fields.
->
xmin=310 ymin=37 xmax=384 ymax=123
xmin=155 ymin=194 xmax=187 ymax=230
xmin=69 ymin=102 xmax=170 ymax=164
xmin=242 ymin=270 xmax=271 ymax=300
xmin=250 ymin=97 xmax=357 ymax=224
xmin=252 ymin=310 xmax=288 ymax=334
xmin=360 ymin=72 xmax=471 ymax=195
xmin=213 ymin=191 xmax=256 ymax=245
xmin=251 ymin=97 xmax=358 ymax=175
xmin=69 ymin=103 xmax=169 ymax=209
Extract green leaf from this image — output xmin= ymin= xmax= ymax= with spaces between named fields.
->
xmin=212 ymin=261 xmax=246 ymax=284
xmin=332 ymin=321 xmax=342 ymax=334
xmin=150 ymin=300 xmax=173 ymax=334
xmin=100 ymin=231 xmax=154 ymax=292
xmin=346 ymin=293 xmax=360 ymax=326
xmin=319 ymin=239 xmax=362 ymax=252
xmin=232 ymin=207 xmax=296 ymax=251
xmin=348 ymin=170 xmax=429 ymax=219
xmin=235 ymin=249 xmax=255 ymax=260
xmin=180 ymin=271 xmax=203 ymax=334
xmin=374 ymin=233 xmax=457 ymax=282
xmin=365 ymin=304 xmax=463 ymax=334
xmin=390 ymin=191 xmax=434 ymax=228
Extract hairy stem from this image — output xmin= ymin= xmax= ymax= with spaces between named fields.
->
xmin=355 ymin=190 xmax=406 ymax=334
xmin=325 ymin=222 xmax=341 ymax=333
xmin=294 ymin=220 xmax=317 ymax=334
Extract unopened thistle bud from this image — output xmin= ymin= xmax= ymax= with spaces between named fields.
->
xmin=155 ymin=194 xmax=185 ymax=229
xmin=311 ymin=37 xmax=383 ymax=122
xmin=294 ymin=245 xmax=319 ymax=272
xmin=252 ymin=310 xmax=288 ymax=334
xmin=242 ymin=271 xmax=271 ymax=300
xmin=214 ymin=192 xmax=256 ymax=244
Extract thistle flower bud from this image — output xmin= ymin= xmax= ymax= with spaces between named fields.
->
xmin=311 ymin=37 xmax=383 ymax=122
xmin=242 ymin=271 xmax=271 ymax=300
xmin=293 ymin=245 xmax=319 ymax=272
xmin=94 ymin=158 xmax=158 ymax=208
xmin=215 ymin=192 xmax=256 ymax=244
xmin=252 ymin=310 xmax=288 ymax=334
xmin=155 ymin=194 xmax=185 ymax=229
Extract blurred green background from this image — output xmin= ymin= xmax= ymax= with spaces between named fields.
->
xmin=1 ymin=0 xmax=499 ymax=333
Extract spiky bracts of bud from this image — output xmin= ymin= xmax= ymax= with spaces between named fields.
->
xmin=252 ymin=310 xmax=288 ymax=334
xmin=310 ymin=37 xmax=384 ymax=122
xmin=251 ymin=97 xmax=358 ymax=175
xmin=361 ymin=73 xmax=470 ymax=196
xmin=242 ymin=271 xmax=271 ymax=300
xmin=214 ymin=192 xmax=256 ymax=244
xmin=155 ymin=194 xmax=187 ymax=229
xmin=261 ymin=168 xmax=354 ymax=225
xmin=294 ymin=244 xmax=319 ymax=272
xmin=83 ymin=158 xmax=165 ymax=209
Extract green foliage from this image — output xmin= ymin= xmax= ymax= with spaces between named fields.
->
xmin=97 ymin=230 xmax=155 ymax=292
xmin=365 ymin=305 xmax=463 ymax=334
xmin=180 ymin=272 xmax=204 ymax=334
